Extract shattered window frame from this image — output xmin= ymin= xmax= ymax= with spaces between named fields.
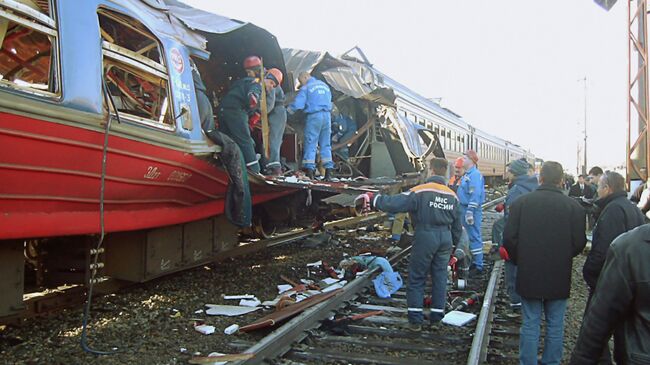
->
xmin=0 ymin=0 xmax=60 ymax=98
xmin=98 ymin=8 xmax=175 ymax=132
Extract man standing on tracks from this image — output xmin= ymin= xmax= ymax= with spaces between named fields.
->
xmin=217 ymin=57 xmax=265 ymax=173
xmin=579 ymin=171 xmax=644 ymax=364
xmin=356 ymin=158 xmax=463 ymax=330
xmin=503 ymin=161 xmax=587 ymax=365
xmin=287 ymin=72 xmax=335 ymax=181
xmin=501 ymin=159 xmax=538 ymax=310
xmin=457 ymin=150 xmax=485 ymax=275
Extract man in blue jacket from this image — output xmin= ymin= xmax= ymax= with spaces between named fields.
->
xmin=331 ymin=112 xmax=357 ymax=160
xmin=502 ymin=159 xmax=539 ymax=309
xmin=287 ymin=72 xmax=334 ymax=180
xmin=357 ymin=158 xmax=463 ymax=330
xmin=457 ymin=150 xmax=486 ymax=274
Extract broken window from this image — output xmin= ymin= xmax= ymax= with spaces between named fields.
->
xmin=0 ymin=0 xmax=58 ymax=95
xmin=99 ymin=10 xmax=173 ymax=130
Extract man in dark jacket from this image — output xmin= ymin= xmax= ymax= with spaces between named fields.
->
xmin=569 ymin=175 xmax=595 ymax=199
xmin=503 ymin=161 xmax=587 ymax=365
xmin=570 ymin=224 xmax=650 ymax=365
xmin=357 ymin=158 xmax=463 ymax=330
xmin=580 ymin=171 xmax=644 ymax=364
xmin=502 ymin=159 xmax=539 ymax=310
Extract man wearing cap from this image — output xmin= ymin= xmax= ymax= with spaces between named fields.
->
xmin=457 ymin=150 xmax=486 ymax=275
xmin=501 ymin=159 xmax=539 ymax=310
xmin=287 ymin=72 xmax=335 ymax=180
xmin=448 ymin=157 xmax=465 ymax=193
xmin=263 ymin=68 xmax=286 ymax=176
xmin=216 ymin=56 xmax=266 ymax=173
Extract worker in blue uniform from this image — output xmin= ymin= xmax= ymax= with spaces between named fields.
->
xmin=356 ymin=158 xmax=463 ymax=330
xmin=287 ymin=72 xmax=334 ymax=180
xmin=217 ymin=65 xmax=263 ymax=173
xmin=331 ymin=111 xmax=357 ymax=160
xmin=457 ymin=149 xmax=486 ymax=275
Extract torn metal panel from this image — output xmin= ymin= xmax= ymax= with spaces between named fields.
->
xmin=282 ymin=48 xmax=395 ymax=104
xmin=383 ymin=107 xmax=442 ymax=159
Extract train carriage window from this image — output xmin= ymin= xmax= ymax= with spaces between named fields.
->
xmin=99 ymin=10 xmax=173 ymax=130
xmin=0 ymin=0 xmax=59 ymax=96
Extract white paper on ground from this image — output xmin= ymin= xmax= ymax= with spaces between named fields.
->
xmin=239 ymin=298 xmax=261 ymax=307
xmin=321 ymin=280 xmax=347 ymax=293
xmin=204 ymin=304 xmax=261 ymax=316
xmin=321 ymin=277 xmax=339 ymax=285
xmin=194 ymin=324 xmax=216 ymax=335
xmin=306 ymin=260 xmax=322 ymax=267
xmin=441 ymin=310 xmax=477 ymax=327
xmin=223 ymin=294 xmax=256 ymax=300
xmin=204 ymin=352 xmax=228 ymax=365
xmin=277 ymin=284 xmax=292 ymax=294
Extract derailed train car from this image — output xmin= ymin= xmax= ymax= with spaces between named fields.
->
xmin=283 ymin=46 xmax=536 ymax=185
xmin=0 ymin=0 xmax=433 ymax=319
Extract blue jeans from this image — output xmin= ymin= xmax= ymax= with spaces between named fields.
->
xmin=461 ymin=207 xmax=483 ymax=270
xmin=266 ymin=106 xmax=287 ymax=169
xmin=407 ymin=227 xmax=452 ymax=324
xmin=520 ymin=297 xmax=567 ymax=365
xmin=505 ymin=261 xmax=521 ymax=305
xmin=302 ymin=111 xmax=334 ymax=170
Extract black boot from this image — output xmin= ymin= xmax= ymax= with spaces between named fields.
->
xmin=324 ymin=168 xmax=334 ymax=181
xmin=305 ymin=169 xmax=315 ymax=180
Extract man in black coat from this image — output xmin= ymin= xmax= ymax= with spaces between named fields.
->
xmin=569 ymin=175 xmax=595 ymax=199
xmin=580 ymin=171 xmax=644 ymax=364
xmin=570 ymin=224 xmax=650 ymax=365
xmin=503 ymin=161 xmax=587 ymax=365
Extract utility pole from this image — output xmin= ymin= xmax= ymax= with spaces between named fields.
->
xmin=579 ymin=76 xmax=588 ymax=175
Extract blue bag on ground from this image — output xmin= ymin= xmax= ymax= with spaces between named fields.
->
xmin=373 ymin=271 xmax=403 ymax=298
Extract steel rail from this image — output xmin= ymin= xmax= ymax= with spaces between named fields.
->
xmin=235 ymin=245 xmax=413 ymax=365
xmin=466 ymin=259 xmax=504 ymax=365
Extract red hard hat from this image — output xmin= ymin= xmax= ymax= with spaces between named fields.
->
xmin=266 ymin=68 xmax=283 ymax=86
xmin=454 ymin=157 xmax=464 ymax=168
xmin=243 ymin=56 xmax=262 ymax=69
xmin=464 ymin=150 xmax=479 ymax=164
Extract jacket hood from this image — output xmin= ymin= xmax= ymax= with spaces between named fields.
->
xmin=514 ymin=175 xmax=539 ymax=192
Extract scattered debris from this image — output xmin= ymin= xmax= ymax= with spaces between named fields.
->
xmin=277 ymin=284 xmax=292 ymax=294
xmin=306 ymin=260 xmax=322 ymax=267
xmin=239 ymin=298 xmax=261 ymax=307
xmin=194 ymin=324 xmax=216 ymax=335
xmin=194 ymin=309 xmax=204 ymax=314
xmin=441 ymin=310 xmax=477 ymax=327
xmin=189 ymin=352 xmax=254 ymax=364
xmin=223 ymin=294 xmax=256 ymax=300
xmin=205 ymin=304 xmax=261 ymax=316
xmin=224 ymin=324 xmax=239 ymax=335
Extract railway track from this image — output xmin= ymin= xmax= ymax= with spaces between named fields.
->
xmin=216 ymin=200 xmax=512 ymax=365
xmin=1 ymin=212 xmax=385 ymax=325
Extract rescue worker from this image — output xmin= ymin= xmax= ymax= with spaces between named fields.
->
xmin=243 ymin=55 xmax=262 ymax=78
xmin=217 ymin=57 xmax=264 ymax=173
xmin=448 ymin=157 xmax=465 ymax=193
xmin=501 ymin=159 xmax=539 ymax=310
xmin=331 ymin=111 xmax=357 ymax=160
xmin=580 ymin=171 xmax=644 ymax=364
xmin=263 ymin=68 xmax=286 ymax=176
xmin=457 ymin=150 xmax=485 ymax=275
xmin=356 ymin=158 xmax=463 ymax=330
xmin=287 ymin=72 xmax=335 ymax=180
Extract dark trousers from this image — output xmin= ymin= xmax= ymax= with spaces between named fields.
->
xmin=584 ymin=290 xmax=613 ymax=365
xmin=406 ymin=227 xmax=452 ymax=324
xmin=218 ymin=107 xmax=259 ymax=173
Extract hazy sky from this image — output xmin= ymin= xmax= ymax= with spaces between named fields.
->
xmin=185 ymin=0 xmax=627 ymax=173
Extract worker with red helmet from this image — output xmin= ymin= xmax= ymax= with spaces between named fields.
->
xmin=263 ymin=68 xmax=286 ymax=176
xmin=448 ymin=157 xmax=465 ymax=193
xmin=216 ymin=56 xmax=263 ymax=173
xmin=457 ymin=149 xmax=486 ymax=276
xmin=243 ymin=55 xmax=263 ymax=78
